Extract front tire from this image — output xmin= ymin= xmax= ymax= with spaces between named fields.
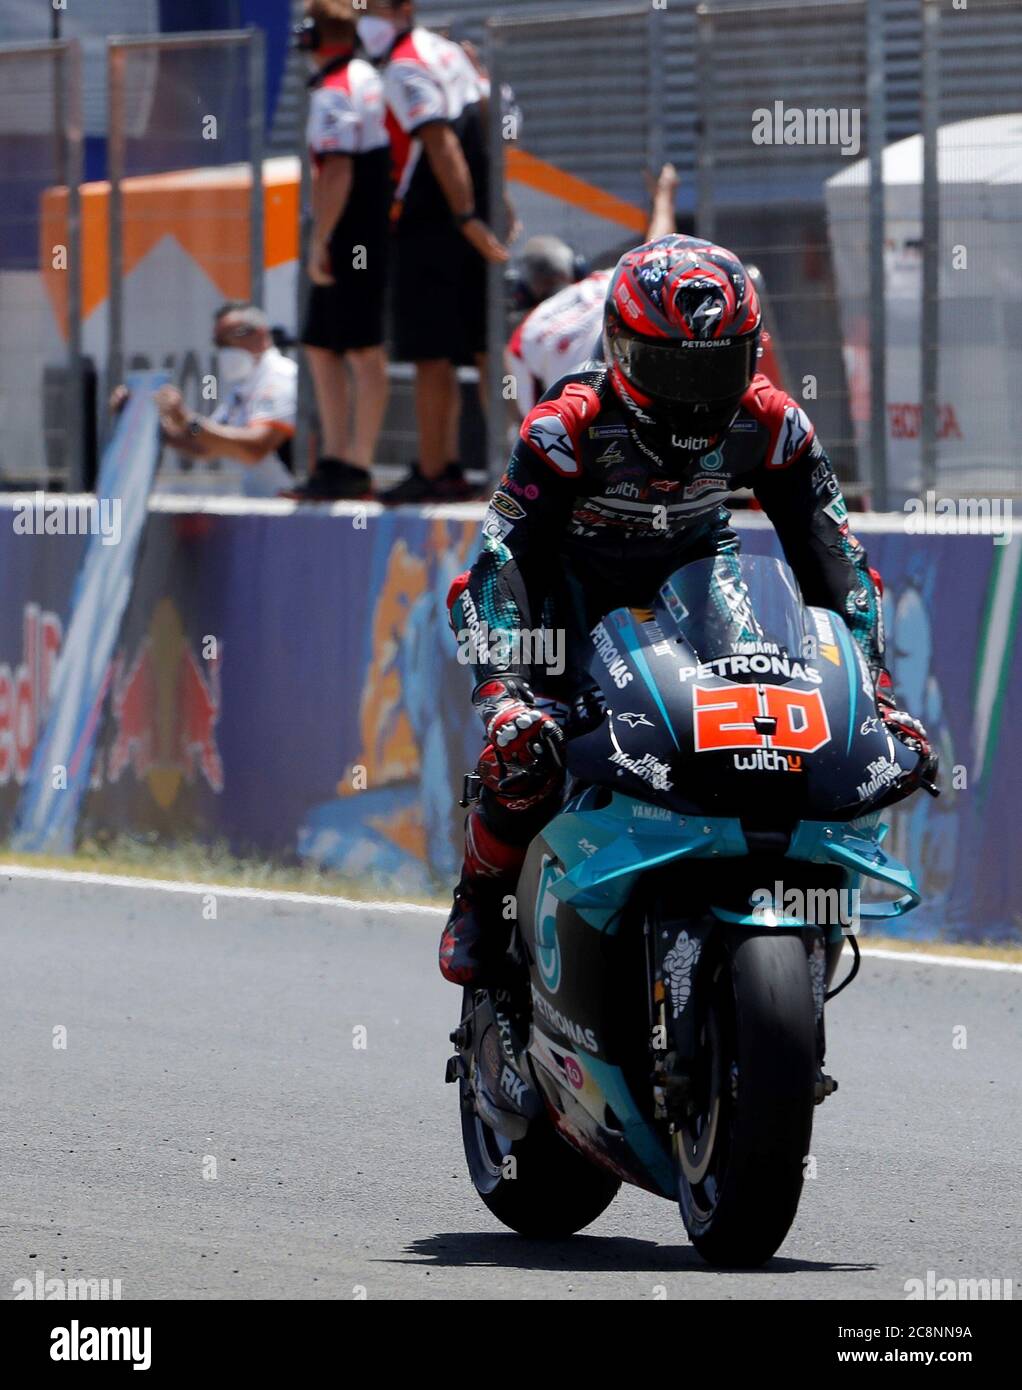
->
xmin=677 ymin=933 xmax=816 ymax=1266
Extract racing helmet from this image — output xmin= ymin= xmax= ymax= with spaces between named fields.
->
xmin=603 ymin=234 xmax=761 ymax=450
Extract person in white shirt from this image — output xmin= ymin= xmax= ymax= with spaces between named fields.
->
xmin=152 ymin=303 xmax=297 ymax=498
xmin=293 ymin=0 xmax=392 ymax=502
xmin=506 ymin=165 xmax=681 ymax=419
xmin=357 ymin=0 xmax=511 ymax=504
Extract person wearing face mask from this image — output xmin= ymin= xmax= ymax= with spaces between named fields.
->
xmin=145 ymin=303 xmax=297 ymax=497
xmin=354 ymin=0 xmax=511 ymax=504
xmin=291 ymin=0 xmax=392 ymax=502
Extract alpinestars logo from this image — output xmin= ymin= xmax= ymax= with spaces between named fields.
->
xmin=770 ymin=404 xmax=814 ymax=468
xmin=526 ymin=413 xmax=580 ymax=476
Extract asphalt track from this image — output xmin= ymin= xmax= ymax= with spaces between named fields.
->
xmin=1 ymin=871 xmax=1019 ymax=1301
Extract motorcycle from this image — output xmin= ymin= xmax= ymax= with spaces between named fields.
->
xmin=446 ymin=553 xmax=937 ymax=1266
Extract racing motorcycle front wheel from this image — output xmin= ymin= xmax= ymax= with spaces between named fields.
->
xmin=676 ymin=932 xmax=816 ymax=1267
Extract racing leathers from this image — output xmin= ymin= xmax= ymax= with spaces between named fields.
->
xmin=440 ymin=364 xmax=891 ymax=983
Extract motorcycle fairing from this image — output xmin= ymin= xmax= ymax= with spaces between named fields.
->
xmin=567 ymin=556 xmax=923 ymax=822
xmin=515 ymin=789 xmax=920 ymax=1199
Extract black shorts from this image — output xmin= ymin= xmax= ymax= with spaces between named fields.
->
xmin=301 ymin=255 xmax=388 ymax=354
xmin=392 ymin=221 xmax=487 ymax=365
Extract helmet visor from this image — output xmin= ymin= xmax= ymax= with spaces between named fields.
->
xmin=610 ymin=333 xmax=757 ymax=405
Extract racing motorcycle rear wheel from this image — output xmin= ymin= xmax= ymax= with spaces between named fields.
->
xmin=676 ymin=932 xmax=816 ymax=1267
xmin=459 ymin=994 xmax=620 ymax=1237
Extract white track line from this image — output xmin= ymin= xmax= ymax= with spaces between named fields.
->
xmin=0 ymin=863 xmax=445 ymax=915
xmin=856 ymin=947 xmax=1021 ymax=974
xmin=2 ymin=863 xmax=1020 ymax=970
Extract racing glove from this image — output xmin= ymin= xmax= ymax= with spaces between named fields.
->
xmin=875 ymin=670 xmax=940 ymax=794
xmin=472 ymin=678 xmax=565 ymax=795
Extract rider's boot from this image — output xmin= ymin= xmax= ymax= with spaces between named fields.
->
xmin=438 ymin=807 xmax=525 ymax=986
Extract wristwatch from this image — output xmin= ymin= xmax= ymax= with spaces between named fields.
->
xmin=455 ymin=210 xmax=478 ymax=226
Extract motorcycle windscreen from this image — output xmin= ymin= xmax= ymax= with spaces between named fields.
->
xmin=656 ymin=554 xmax=813 ymax=663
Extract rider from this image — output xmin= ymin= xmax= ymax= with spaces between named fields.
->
xmin=440 ymin=234 xmax=932 ymax=985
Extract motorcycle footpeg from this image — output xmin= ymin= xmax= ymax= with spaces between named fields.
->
xmin=459 ymin=772 xmax=483 ymax=808
xmin=445 ymin=1054 xmax=468 ymax=1084
xmin=814 ymin=1070 xmax=839 ymax=1104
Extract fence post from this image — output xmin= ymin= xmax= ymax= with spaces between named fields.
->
xmin=485 ymin=19 xmax=508 ymax=484
xmin=64 ymin=40 xmax=85 ymax=492
xmin=248 ymin=27 xmax=266 ymax=312
xmin=295 ymin=73 xmax=314 ymax=483
xmin=106 ymin=41 xmax=125 ymax=440
xmin=647 ymin=2 xmax=667 ymax=177
xmin=866 ymin=0 xmax=889 ymax=509
xmin=920 ymin=0 xmax=940 ymax=497
xmin=695 ymin=3 xmax=716 ymax=243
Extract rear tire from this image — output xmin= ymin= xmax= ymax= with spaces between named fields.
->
xmin=458 ymin=990 xmax=620 ymax=1237
xmin=461 ymin=1098 xmax=621 ymax=1237
xmin=678 ymin=933 xmax=816 ymax=1266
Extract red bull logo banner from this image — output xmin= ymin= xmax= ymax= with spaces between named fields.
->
xmin=0 ymin=604 xmax=63 ymax=789
xmin=106 ymin=598 xmax=223 ymax=808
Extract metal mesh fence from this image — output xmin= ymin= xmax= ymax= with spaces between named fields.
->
xmin=107 ymin=31 xmax=265 ymax=492
xmin=0 ymin=41 xmax=83 ymax=489
xmin=483 ymin=3 xmax=661 ymax=472
xmin=486 ymin=3 xmax=659 ymax=260
xmin=917 ymin=0 xmax=1022 ymax=500
xmin=2 ymin=5 xmax=1020 ymax=502
xmin=694 ymin=0 xmax=880 ymax=496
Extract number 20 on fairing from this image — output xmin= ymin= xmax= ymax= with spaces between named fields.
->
xmin=692 ymin=683 xmax=831 ymax=754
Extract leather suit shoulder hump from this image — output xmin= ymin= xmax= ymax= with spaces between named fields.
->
xmin=740 ymin=372 xmax=817 ymax=472
xmin=518 ymin=366 xmax=612 ymax=479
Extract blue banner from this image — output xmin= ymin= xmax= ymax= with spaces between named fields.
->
xmin=11 ymin=372 xmax=167 ymax=853
xmin=0 ymin=499 xmax=1018 ymax=941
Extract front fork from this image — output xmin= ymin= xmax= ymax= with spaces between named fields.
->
xmin=647 ymin=915 xmax=840 ymax=1124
